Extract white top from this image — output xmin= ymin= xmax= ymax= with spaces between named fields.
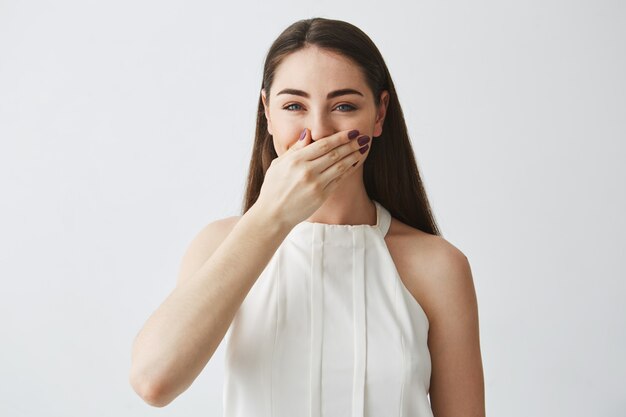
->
xmin=223 ymin=200 xmax=433 ymax=417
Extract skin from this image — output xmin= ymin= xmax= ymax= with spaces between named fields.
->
xmin=261 ymin=45 xmax=486 ymax=416
xmin=261 ymin=45 xmax=389 ymax=226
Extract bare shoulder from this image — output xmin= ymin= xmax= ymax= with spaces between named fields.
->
xmin=385 ymin=217 xmax=474 ymax=327
xmin=196 ymin=215 xmax=243 ymax=240
xmin=386 ymin=217 xmax=485 ymax=416
xmin=175 ymin=215 xmax=243 ymax=287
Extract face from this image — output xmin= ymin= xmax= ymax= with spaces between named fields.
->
xmin=261 ymin=46 xmax=389 ymax=156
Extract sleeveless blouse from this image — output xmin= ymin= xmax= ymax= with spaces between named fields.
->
xmin=223 ymin=200 xmax=433 ymax=417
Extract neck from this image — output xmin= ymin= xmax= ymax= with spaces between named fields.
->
xmin=304 ymin=174 xmax=375 ymax=226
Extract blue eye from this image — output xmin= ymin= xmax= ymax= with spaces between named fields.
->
xmin=335 ymin=104 xmax=356 ymax=112
xmin=282 ymin=103 xmax=357 ymax=112
xmin=284 ymin=103 xmax=303 ymax=111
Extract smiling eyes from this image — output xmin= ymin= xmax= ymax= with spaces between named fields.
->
xmin=282 ymin=103 xmax=357 ymax=112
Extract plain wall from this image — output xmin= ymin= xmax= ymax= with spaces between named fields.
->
xmin=1 ymin=0 xmax=624 ymax=416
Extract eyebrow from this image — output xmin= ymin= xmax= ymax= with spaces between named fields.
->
xmin=276 ymin=88 xmax=364 ymax=99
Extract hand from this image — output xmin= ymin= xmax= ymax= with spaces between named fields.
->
xmin=254 ymin=127 xmax=369 ymax=229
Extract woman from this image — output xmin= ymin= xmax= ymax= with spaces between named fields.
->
xmin=130 ymin=17 xmax=485 ymax=417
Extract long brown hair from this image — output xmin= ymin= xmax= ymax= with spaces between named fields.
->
xmin=241 ymin=17 xmax=441 ymax=236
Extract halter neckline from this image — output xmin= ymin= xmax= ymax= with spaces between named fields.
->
xmin=291 ymin=199 xmax=391 ymax=237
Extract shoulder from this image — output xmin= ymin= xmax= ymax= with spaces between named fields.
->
xmin=386 ymin=217 xmax=476 ymax=328
xmin=198 ymin=215 xmax=242 ymax=237
xmin=175 ymin=215 xmax=243 ymax=286
xmin=387 ymin=217 xmax=485 ymax=415
xmin=186 ymin=215 xmax=243 ymax=253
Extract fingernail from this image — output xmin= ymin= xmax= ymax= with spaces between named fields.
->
xmin=357 ymin=135 xmax=370 ymax=146
xmin=352 ymin=161 xmax=358 ymax=167
xmin=359 ymin=144 xmax=369 ymax=154
xmin=299 ymin=128 xmax=306 ymax=140
xmin=348 ymin=129 xmax=360 ymax=140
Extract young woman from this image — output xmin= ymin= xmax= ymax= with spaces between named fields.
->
xmin=130 ymin=17 xmax=485 ymax=417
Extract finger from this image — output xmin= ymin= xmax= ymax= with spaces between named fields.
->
xmin=286 ymin=128 xmax=311 ymax=154
xmin=298 ymin=129 xmax=358 ymax=161
xmin=319 ymin=144 xmax=362 ymax=191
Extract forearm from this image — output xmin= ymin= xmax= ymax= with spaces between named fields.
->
xmin=129 ymin=203 xmax=292 ymax=406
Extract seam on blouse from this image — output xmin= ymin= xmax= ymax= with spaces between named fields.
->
xmin=270 ymin=246 xmax=281 ymax=417
xmin=395 ymin=263 xmax=406 ymax=417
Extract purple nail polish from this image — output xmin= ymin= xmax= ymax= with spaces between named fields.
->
xmin=359 ymin=144 xmax=369 ymax=154
xmin=348 ymin=129 xmax=359 ymax=140
xmin=299 ymin=129 xmax=306 ymax=140
xmin=357 ymin=135 xmax=370 ymax=146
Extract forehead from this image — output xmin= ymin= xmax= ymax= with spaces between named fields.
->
xmin=272 ymin=46 xmax=368 ymax=97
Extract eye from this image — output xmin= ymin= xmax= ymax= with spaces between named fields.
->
xmin=282 ymin=103 xmax=358 ymax=112
xmin=335 ymin=104 xmax=357 ymax=112
xmin=283 ymin=103 xmax=303 ymax=111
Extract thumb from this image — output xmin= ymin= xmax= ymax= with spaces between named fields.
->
xmin=286 ymin=128 xmax=311 ymax=155
xmin=295 ymin=127 xmax=311 ymax=149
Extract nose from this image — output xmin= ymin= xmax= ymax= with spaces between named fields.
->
xmin=308 ymin=112 xmax=337 ymax=142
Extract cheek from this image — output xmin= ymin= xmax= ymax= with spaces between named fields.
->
xmin=272 ymin=130 xmax=300 ymax=156
xmin=271 ymin=117 xmax=303 ymax=153
xmin=274 ymin=130 xmax=300 ymax=154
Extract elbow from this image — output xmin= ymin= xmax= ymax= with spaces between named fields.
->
xmin=129 ymin=368 xmax=172 ymax=408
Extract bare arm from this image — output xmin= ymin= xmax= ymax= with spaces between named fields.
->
xmin=425 ymin=241 xmax=486 ymax=417
xmin=129 ymin=203 xmax=292 ymax=407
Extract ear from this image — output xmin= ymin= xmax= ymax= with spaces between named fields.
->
xmin=261 ymin=88 xmax=273 ymax=136
xmin=372 ymin=90 xmax=389 ymax=138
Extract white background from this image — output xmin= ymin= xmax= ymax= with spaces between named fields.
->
xmin=1 ymin=0 xmax=624 ymax=416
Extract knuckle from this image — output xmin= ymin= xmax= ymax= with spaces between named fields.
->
xmin=301 ymin=168 xmax=314 ymax=183
xmin=286 ymin=158 xmax=298 ymax=169
xmin=319 ymin=140 xmax=331 ymax=153
xmin=311 ymin=181 xmax=323 ymax=195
